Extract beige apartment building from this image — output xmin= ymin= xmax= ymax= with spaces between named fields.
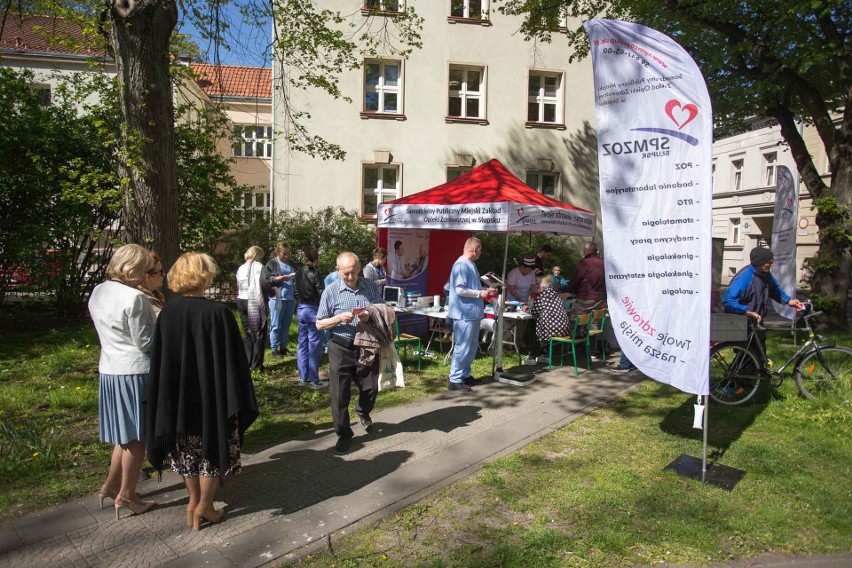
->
xmin=1 ymin=16 xmax=272 ymax=225
xmin=190 ymin=63 xmax=272 ymax=221
xmin=272 ymin=1 xmax=600 ymax=232
xmin=710 ymin=116 xmax=832 ymax=288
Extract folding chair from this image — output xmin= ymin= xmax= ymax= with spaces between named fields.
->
xmin=424 ymin=316 xmax=453 ymax=354
xmin=395 ymin=319 xmax=422 ymax=370
xmin=588 ymin=309 xmax=608 ymax=361
xmin=548 ymin=312 xmax=592 ymax=375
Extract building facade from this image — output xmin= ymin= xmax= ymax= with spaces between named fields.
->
xmin=711 ymin=118 xmax=820 ymax=287
xmin=272 ymin=1 xmax=600 ymax=235
xmin=190 ymin=63 xmax=272 ymax=222
xmin=1 ymin=15 xmax=272 ymax=224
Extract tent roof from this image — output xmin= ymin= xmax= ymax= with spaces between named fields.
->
xmin=387 ymin=159 xmax=593 ymax=213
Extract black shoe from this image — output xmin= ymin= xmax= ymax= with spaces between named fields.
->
xmin=280 ymin=348 xmax=292 ymax=356
xmin=271 ymin=350 xmax=283 ymax=358
xmin=461 ymin=376 xmax=476 ymax=386
xmin=358 ymin=415 xmax=373 ymax=433
xmin=335 ymin=436 xmax=352 ymax=453
xmin=448 ymin=381 xmax=472 ymax=392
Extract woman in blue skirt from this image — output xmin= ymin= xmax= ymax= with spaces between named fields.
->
xmin=89 ymin=244 xmax=158 ymax=519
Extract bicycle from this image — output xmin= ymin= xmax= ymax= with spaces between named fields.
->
xmin=709 ymin=303 xmax=852 ymax=405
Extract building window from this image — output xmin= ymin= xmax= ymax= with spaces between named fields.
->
xmin=35 ymin=85 xmax=51 ymax=106
xmin=450 ymin=0 xmax=488 ymax=19
xmin=447 ymin=166 xmax=472 ymax=181
xmin=526 ymin=171 xmax=560 ymax=198
xmin=730 ymin=217 xmax=742 ymax=246
xmin=448 ymin=65 xmax=485 ymax=120
xmin=364 ymin=0 xmax=401 ymax=13
xmin=233 ymin=125 xmax=272 ymax=158
xmin=527 ymin=71 xmax=562 ymax=124
xmin=732 ymin=159 xmax=743 ymax=191
xmin=363 ymin=164 xmax=400 ymax=216
xmin=237 ymin=190 xmax=270 ymax=222
xmin=364 ymin=60 xmax=402 ymax=115
xmin=712 ymin=160 xmax=717 ymax=191
xmin=764 ymin=152 xmax=777 ymax=187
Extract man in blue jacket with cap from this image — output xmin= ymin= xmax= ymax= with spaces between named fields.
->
xmin=723 ymin=247 xmax=803 ymax=323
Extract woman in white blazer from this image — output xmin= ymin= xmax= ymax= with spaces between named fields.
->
xmin=88 ymin=244 xmax=157 ymax=519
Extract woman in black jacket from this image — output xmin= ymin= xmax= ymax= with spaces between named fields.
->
xmin=147 ymin=252 xmax=258 ymax=530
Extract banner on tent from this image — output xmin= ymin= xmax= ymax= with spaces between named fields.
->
xmin=508 ymin=205 xmax=596 ymax=235
xmin=585 ymin=18 xmax=712 ymax=396
xmin=771 ymin=166 xmax=798 ymax=321
xmin=378 ymin=202 xmax=596 ymax=236
xmin=379 ymin=203 xmax=509 ymax=231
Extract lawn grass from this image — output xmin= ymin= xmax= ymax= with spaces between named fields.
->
xmin=0 ymin=311 xmax=493 ymax=519
xmin=291 ymin=329 xmax=852 ymax=567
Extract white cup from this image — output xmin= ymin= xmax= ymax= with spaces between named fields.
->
xmin=433 ymin=295 xmax=440 ymax=307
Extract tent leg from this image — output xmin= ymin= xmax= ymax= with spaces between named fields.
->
xmin=493 ymin=231 xmax=511 ymax=378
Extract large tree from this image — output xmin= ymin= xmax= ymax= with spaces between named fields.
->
xmin=3 ymin=0 xmax=421 ymax=273
xmin=497 ymin=0 xmax=851 ymax=329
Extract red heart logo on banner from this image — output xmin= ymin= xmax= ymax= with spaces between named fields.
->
xmin=665 ymin=99 xmax=698 ymax=130
xmin=383 ymin=208 xmax=390 ymax=216
xmin=517 ymin=208 xmax=524 ymax=216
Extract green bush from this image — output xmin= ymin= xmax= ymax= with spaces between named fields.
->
xmin=217 ymin=207 xmax=377 ymax=281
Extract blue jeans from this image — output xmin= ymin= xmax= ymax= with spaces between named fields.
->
xmin=619 ymin=351 xmax=635 ymax=370
xmin=297 ymin=304 xmax=322 ymax=382
xmin=268 ymin=297 xmax=295 ymax=352
xmin=449 ymin=319 xmax=480 ymax=382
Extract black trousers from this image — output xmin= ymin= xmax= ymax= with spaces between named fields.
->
xmin=237 ymin=299 xmax=267 ymax=370
xmin=328 ymin=338 xmax=379 ymax=438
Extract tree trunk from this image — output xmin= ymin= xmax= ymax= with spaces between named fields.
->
xmin=110 ymin=0 xmax=180 ymax=270
xmin=810 ymin=158 xmax=852 ymax=331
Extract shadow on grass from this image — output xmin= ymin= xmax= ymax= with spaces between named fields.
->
xmin=659 ymin=387 xmax=772 ymax=461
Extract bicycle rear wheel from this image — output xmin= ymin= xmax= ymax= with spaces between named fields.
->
xmin=709 ymin=343 xmax=762 ymax=405
xmin=793 ymin=345 xmax=852 ymax=400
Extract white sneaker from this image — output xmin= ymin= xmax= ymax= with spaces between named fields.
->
xmin=309 ymin=380 xmax=330 ymax=390
xmin=536 ymin=355 xmax=549 ymax=364
xmin=590 ymin=355 xmax=602 ymax=362
xmin=523 ymin=357 xmax=537 ymax=366
xmin=297 ymin=380 xmax=309 ymax=387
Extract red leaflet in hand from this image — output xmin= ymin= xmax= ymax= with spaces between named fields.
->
xmin=352 ymin=307 xmax=367 ymax=316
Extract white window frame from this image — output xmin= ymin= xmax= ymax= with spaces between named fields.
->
xmin=732 ymin=159 xmax=743 ymax=191
xmin=362 ymin=163 xmax=401 ymax=217
xmin=237 ymin=190 xmax=270 ymax=222
xmin=527 ymin=71 xmax=563 ymax=125
xmin=233 ymin=124 xmax=272 ymax=158
xmin=525 ymin=170 xmax=561 ymax=198
xmin=449 ymin=0 xmax=488 ymax=19
xmin=711 ymin=160 xmax=717 ymax=191
xmin=764 ymin=152 xmax=777 ymax=187
xmin=364 ymin=0 xmax=403 ymax=13
xmin=447 ymin=64 xmax=486 ymax=120
xmin=730 ymin=217 xmax=742 ymax=246
xmin=363 ymin=59 xmax=403 ymax=115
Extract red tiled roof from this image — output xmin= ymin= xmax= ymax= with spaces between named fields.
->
xmin=191 ymin=63 xmax=271 ymax=100
xmin=0 ymin=14 xmax=105 ymax=56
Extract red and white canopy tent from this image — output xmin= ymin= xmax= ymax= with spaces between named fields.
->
xmin=377 ymin=159 xmax=597 ymax=374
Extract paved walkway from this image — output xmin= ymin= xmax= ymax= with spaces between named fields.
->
xmin=0 ymin=360 xmax=644 ymax=567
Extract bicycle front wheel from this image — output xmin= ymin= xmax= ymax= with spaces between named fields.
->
xmin=793 ymin=345 xmax=852 ymax=400
xmin=709 ymin=343 xmax=762 ymax=405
